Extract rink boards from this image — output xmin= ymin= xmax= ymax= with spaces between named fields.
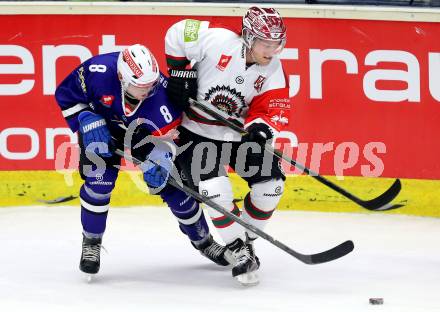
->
xmin=1 ymin=171 xmax=438 ymax=218
xmin=1 ymin=3 xmax=439 ymax=216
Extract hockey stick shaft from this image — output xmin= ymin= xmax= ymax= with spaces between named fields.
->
xmin=188 ymin=98 xmax=402 ymax=211
xmin=115 ymin=148 xmax=354 ymax=265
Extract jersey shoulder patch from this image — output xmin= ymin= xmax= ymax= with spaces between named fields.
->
xmin=184 ymin=19 xmax=202 ymax=42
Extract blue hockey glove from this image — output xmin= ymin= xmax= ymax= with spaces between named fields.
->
xmin=78 ymin=111 xmax=112 ymax=157
xmin=141 ymin=147 xmax=173 ymax=189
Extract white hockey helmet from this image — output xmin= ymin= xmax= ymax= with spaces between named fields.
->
xmin=117 ymin=44 xmax=160 ymax=98
xmin=242 ymin=7 xmax=286 ymax=52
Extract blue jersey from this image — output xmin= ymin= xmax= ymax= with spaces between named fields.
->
xmin=55 ymin=52 xmax=182 ymax=139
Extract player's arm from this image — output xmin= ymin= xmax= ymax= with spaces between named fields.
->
xmin=139 ymin=98 xmax=182 ymax=191
xmin=164 ymin=19 xmax=210 ymax=109
xmin=55 ymin=65 xmax=93 ymax=133
xmin=242 ymin=66 xmax=291 ymax=144
xmin=55 ymin=64 xmax=112 ymax=157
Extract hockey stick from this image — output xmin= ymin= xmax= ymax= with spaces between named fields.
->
xmin=188 ymin=98 xmax=403 ymax=211
xmin=114 ymin=148 xmax=354 ymax=265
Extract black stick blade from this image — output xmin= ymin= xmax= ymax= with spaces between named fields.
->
xmin=359 ymin=179 xmax=402 ymax=211
xmin=308 ymin=240 xmax=355 ymax=264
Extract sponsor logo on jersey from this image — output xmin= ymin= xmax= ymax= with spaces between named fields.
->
xmin=270 ymin=110 xmax=289 ymax=126
xmin=204 ymin=85 xmax=246 ymax=118
xmin=184 ymin=19 xmax=201 ymax=42
xmin=235 ymin=76 xmax=244 ymax=84
xmin=216 ymin=54 xmax=232 ymax=71
xmin=254 ymin=75 xmax=266 ymax=92
xmin=77 ymin=66 xmax=87 ymax=94
xmin=100 ymin=95 xmax=114 ymax=107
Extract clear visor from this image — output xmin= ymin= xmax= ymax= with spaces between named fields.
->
xmin=125 ymin=79 xmax=160 ymax=101
xmin=252 ymin=37 xmax=286 ymax=55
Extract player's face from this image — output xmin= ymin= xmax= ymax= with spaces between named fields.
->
xmin=251 ymin=38 xmax=284 ymax=65
xmin=126 ymin=81 xmax=158 ymax=101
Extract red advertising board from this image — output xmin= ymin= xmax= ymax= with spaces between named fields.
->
xmin=1 ymin=14 xmax=439 ymax=179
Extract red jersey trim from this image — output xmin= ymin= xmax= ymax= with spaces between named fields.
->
xmin=151 ymin=117 xmax=182 ymax=136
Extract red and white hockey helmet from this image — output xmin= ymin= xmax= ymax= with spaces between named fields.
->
xmin=242 ymin=7 xmax=286 ymax=50
xmin=117 ymin=44 xmax=160 ymax=98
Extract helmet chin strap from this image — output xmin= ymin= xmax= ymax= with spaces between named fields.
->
xmin=244 ymin=34 xmax=260 ymax=65
xmin=120 ymin=80 xmax=141 ymax=105
xmin=124 ymin=90 xmax=141 ymax=105
xmin=246 ymin=46 xmax=258 ymax=65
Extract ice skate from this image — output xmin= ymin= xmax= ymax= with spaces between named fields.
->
xmin=192 ymin=234 xmax=234 ymax=266
xmin=227 ymin=237 xmax=260 ymax=286
xmin=79 ymin=234 xmax=102 ymax=278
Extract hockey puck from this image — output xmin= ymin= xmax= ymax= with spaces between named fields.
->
xmin=369 ymin=298 xmax=384 ymax=305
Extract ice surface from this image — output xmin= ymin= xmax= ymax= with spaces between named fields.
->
xmin=0 ymin=206 xmax=438 ymax=312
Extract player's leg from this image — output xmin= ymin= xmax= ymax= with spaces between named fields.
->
xmin=175 ymin=127 xmax=246 ymax=246
xmin=159 ymin=184 xmax=233 ymax=266
xmin=166 ymin=128 xmax=235 ymax=265
xmin=181 ymin=135 xmax=258 ymax=283
xmin=239 ymin=146 xmax=285 ymax=239
xmin=198 ymin=175 xmax=261 ymax=283
xmin=233 ymin=143 xmax=285 ymax=284
xmin=198 ymin=176 xmax=246 ymax=244
xmin=78 ymin=134 xmax=120 ymax=275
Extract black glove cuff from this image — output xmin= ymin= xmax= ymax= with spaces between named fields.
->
xmin=243 ymin=123 xmax=274 ymax=143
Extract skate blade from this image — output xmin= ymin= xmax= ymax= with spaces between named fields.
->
xmin=85 ymin=274 xmax=94 ymax=283
xmin=235 ymin=271 xmax=259 ymax=286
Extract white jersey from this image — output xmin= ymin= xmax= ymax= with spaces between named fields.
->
xmin=165 ymin=19 xmax=291 ymax=142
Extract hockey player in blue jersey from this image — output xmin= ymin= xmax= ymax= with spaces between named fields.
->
xmin=55 ymin=44 xmax=232 ymax=277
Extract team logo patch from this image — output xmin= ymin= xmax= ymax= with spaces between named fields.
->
xmin=100 ymin=95 xmax=114 ymax=107
xmin=254 ymin=75 xmax=266 ymax=92
xmin=204 ymin=85 xmax=246 ymax=118
xmin=216 ymin=54 xmax=232 ymax=71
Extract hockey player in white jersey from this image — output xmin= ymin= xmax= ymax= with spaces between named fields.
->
xmin=165 ymin=7 xmax=291 ymax=285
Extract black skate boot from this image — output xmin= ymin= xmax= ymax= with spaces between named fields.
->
xmin=79 ymin=234 xmax=102 ymax=275
xmin=192 ymin=234 xmax=234 ymax=266
xmin=227 ymin=237 xmax=260 ymax=286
